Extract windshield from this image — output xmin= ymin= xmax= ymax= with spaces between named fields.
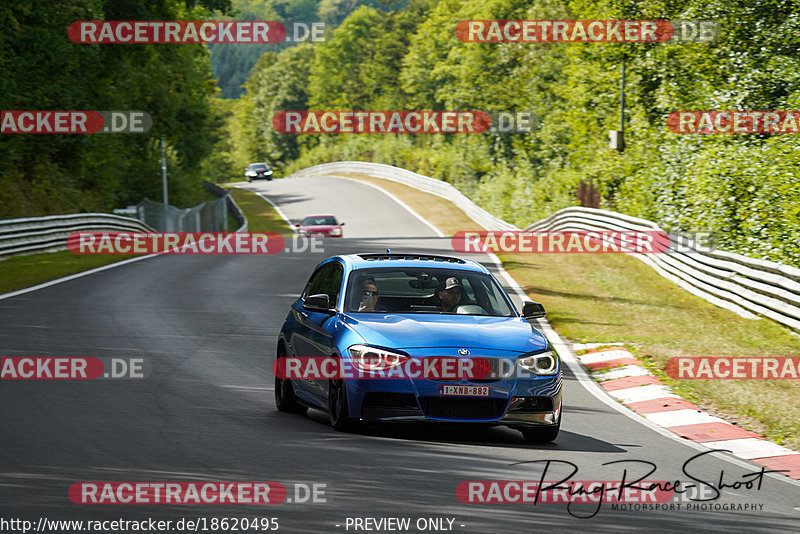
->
xmin=345 ymin=267 xmax=515 ymax=316
xmin=302 ymin=216 xmax=337 ymax=226
xmin=249 ymin=163 xmax=268 ymax=170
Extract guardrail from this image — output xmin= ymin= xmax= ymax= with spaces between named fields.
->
xmin=288 ymin=161 xmax=519 ymax=232
xmin=524 ymin=206 xmax=800 ymax=331
xmin=289 ymin=161 xmax=800 ymax=332
xmin=0 ymin=214 xmax=155 ymax=259
xmin=0 ymin=184 xmax=248 ymax=261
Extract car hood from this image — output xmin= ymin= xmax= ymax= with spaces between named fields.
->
xmin=341 ymin=313 xmax=548 ymax=353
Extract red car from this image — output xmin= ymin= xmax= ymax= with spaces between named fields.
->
xmin=295 ymin=215 xmax=345 ymax=237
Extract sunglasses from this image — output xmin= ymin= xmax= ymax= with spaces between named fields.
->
xmin=363 ymin=290 xmax=378 ymax=296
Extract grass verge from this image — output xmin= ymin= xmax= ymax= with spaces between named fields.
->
xmin=0 ymin=251 xmax=135 ymax=294
xmin=226 ymin=186 xmax=293 ymax=235
xmin=0 ymin=187 xmax=290 ymax=295
xmin=341 ymin=172 xmax=800 ymax=450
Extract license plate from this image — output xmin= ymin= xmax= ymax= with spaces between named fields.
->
xmin=438 ymin=385 xmax=489 ymax=397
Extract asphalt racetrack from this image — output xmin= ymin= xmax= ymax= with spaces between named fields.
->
xmin=1 ymin=175 xmax=798 ymax=533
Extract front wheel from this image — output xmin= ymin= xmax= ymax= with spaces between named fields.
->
xmin=275 ymin=347 xmax=307 ymax=414
xmin=328 ymin=379 xmax=354 ymax=431
xmin=520 ymin=423 xmax=560 ymax=443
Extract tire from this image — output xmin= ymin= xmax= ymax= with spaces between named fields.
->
xmin=275 ymin=346 xmax=308 ymax=414
xmin=328 ymin=378 xmax=354 ymax=431
xmin=520 ymin=423 xmax=560 ymax=443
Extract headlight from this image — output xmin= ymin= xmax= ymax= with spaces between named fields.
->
xmin=329 ymin=228 xmax=342 ymax=236
xmin=349 ymin=345 xmax=408 ymax=371
xmin=516 ymin=350 xmax=558 ymax=375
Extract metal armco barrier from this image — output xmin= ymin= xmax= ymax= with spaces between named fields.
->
xmin=525 ymin=206 xmax=800 ymax=331
xmin=0 ymin=214 xmax=155 ymax=259
xmin=0 ymin=183 xmax=248 ymax=260
xmin=289 ymin=161 xmax=800 ymax=332
xmin=288 ymin=161 xmax=519 ymax=232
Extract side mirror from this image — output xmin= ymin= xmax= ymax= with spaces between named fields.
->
xmin=522 ymin=300 xmax=546 ymax=319
xmin=304 ymin=293 xmax=334 ymax=313
xmin=339 ymin=222 xmax=346 ymax=226
xmin=294 ymin=223 xmax=301 ymax=227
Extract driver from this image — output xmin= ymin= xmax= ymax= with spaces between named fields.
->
xmin=358 ymin=277 xmax=380 ymax=312
xmin=439 ymin=277 xmax=462 ymax=313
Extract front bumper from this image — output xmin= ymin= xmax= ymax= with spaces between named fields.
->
xmin=357 ymin=388 xmax=561 ymax=427
xmin=299 ymin=230 xmax=342 ymax=238
xmin=347 ymin=350 xmax=562 ymax=427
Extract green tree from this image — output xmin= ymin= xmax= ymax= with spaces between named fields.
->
xmin=0 ymin=0 xmax=227 ymax=217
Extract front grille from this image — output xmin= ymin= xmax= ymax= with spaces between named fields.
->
xmin=430 ymin=358 xmax=513 ymax=383
xmin=418 ymin=397 xmax=507 ymax=420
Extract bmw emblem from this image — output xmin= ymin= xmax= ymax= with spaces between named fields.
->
xmin=458 ymin=348 xmax=470 ymax=356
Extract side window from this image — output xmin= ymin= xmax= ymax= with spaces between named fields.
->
xmin=305 ymin=262 xmax=344 ymax=307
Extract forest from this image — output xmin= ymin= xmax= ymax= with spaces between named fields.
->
xmin=228 ymin=0 xmax=800 ymax=265
xmin=3 ymin=0 xmax=799 ymax=266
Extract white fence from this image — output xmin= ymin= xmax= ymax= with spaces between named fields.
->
xmin=289 ymin=162 xmax=800 ymax=331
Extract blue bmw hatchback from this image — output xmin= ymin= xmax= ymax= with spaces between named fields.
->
xmin=275 ymin=253 xmax=563 ymax=442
